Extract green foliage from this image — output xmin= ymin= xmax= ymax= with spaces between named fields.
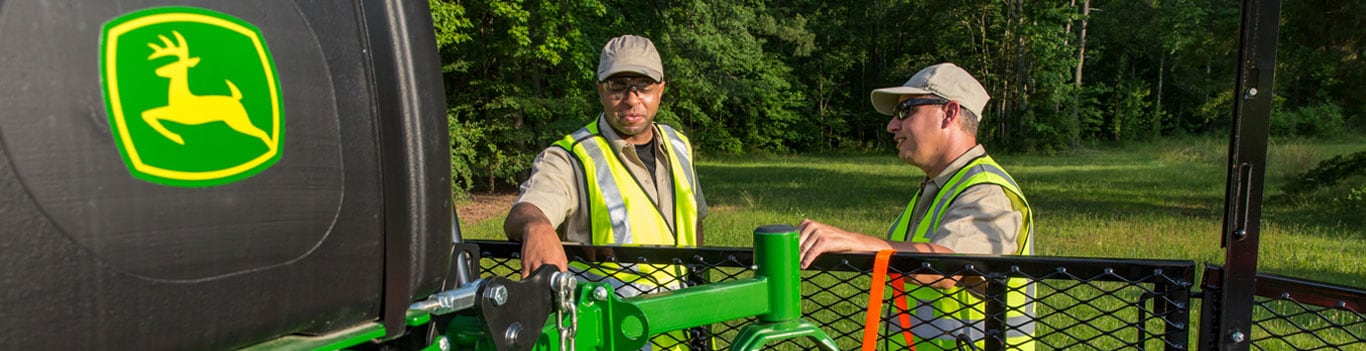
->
xmin=1271 ymin=101 xmax=1348 ymax=138
xmin=655 ymin=0 xmax=810 ymax=154
xmin=1108 ymin=80 xmax=1155 ymax=141
xmin=447 ymin=106 xmax=482 ymax=199
xmin=430 ymin=0 xmax=1365 ymax=194
xmin=1281 ymin=150 xmax=1366 ymax=196
xmin=1277 ymin=0 xmax=1366 ymax=133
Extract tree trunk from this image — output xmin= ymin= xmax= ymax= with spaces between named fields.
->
xmin=1156 ymin=53 xmax=1165 ymax=135
xmin=1070 ymin=0 xmax=1089 ymax=147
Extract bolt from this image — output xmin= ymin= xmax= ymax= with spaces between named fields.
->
xmin=1246 ymin=88 xmax=1258 ymax=98
xmin=1233 ymin=229 xmax=1247 ymax=240
xmin=505 ymin=322 xmax=522 ymax=343
xmin=487 ymin=284 xmax=508 ymax=306
xmin=592 ymin=286 xmax=610 ymax=301
xmin=438 ymin=336 xmax=451 ymax=351
xmin=1231 ymin=330 xmax=1246 ymax=343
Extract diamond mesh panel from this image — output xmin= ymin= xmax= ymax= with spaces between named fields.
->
xmin=1247 ymin=274 xmax=1366 ymax=351
xmin=472 ymin=241 xmax=1198 ymax=350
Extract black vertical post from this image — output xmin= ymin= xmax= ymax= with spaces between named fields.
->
xmin=1204 ymin=0 xmax=1282 ymax=350
xmin=1161 ymin=278 xmax=1192 ymax=351
xmin=686 ymin=264 xmax=714 ymax=350
xmin=364 ymin=0 xmax=452 ymax=340
xmin=984 ymin=273 xmax=1008 ymax=351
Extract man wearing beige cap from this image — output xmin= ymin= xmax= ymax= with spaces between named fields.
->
xmin=505 ymin=34 xmax=705 ymax=294
xmin=797 ymin=63 xmax=1035 ymax=350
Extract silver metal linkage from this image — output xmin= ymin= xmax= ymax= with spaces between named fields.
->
xmin=407 ymin=279 xmax=486 ymax=315
xmin=552 ymin=272 xmax=578 ymax=351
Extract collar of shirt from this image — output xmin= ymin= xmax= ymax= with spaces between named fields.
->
xmin=596 ymin=113 xmax=664 ymax=160
xmin=597 ymin=114 xmax=653 ymax=151
xmin=925 ymin=144 xmax=988 ymax=189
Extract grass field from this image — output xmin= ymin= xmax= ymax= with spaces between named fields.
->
xmin=458 ymin=136 xmax=1364 ymax=349
xmin=461 ymin=136 xmax=1365 ymax=288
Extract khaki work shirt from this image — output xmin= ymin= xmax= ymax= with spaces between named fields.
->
xmin=514 ymin=114 xmax=707 ymax=244
xmin=904 ymin=145 xmax=1024 ymax=255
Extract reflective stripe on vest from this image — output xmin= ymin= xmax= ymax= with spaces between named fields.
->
xmin=554 ymin=119 xmax=700 ymax=290
xmin=553 ymin=119 xmax=699 ymax=246
xmin=884 ymin=155 xmax=1036 ymax=351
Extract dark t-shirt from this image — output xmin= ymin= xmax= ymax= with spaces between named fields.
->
xmin=634 ymin=140 xmax=658 ymax=179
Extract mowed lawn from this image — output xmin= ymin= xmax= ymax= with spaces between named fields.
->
xmin=460 ymin=137 xmax=1365 ymax=288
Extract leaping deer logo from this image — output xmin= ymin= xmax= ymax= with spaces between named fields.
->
xmin=140 ymin=31 xmax=274 ymax=149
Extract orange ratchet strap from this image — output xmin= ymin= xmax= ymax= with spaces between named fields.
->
xmin=861 ymin=250 xmax=916 ymax=351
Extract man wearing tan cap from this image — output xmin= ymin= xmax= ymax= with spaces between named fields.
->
xmin=796 ymin=63 xmax=1036 ymax=350
xmin=505 ymin=34 xmax=706 ymax=294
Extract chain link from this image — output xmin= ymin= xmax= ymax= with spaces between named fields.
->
xmin=553 ymin=272 xmax=578 ymax=351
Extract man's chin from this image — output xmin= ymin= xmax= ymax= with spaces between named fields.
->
xmin=897 ymin=152 xmax=916 ymax=165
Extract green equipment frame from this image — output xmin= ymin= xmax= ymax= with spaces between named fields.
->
xmin=416 ymin=225 xmax=838 ymax=351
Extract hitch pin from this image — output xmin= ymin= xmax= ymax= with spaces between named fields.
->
xmin=409 ymin=278 xmax=486 ymax=315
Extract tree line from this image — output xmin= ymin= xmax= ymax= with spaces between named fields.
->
xmin=428 ymin=0 xmax=1364 ymax=196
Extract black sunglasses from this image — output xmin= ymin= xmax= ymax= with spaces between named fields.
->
xmin=894 ymin=98 xmax=950 ymax=120
xmin=601 ymin=77 xmax=661 ymax=99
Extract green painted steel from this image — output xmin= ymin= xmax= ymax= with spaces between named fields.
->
xmin=237 ymin=322 xmax=385 ymax=351
xmin=753 ymin=225 xmax=801 ymax=322
xmin=239 ymin=310 xmax=443 ymax=350
xmin=730 ymin=319 xmax=835 ymax=350
xmin=447 ymin=225 xmax=838 ymax=350
xmin=448 ymin=314 xmax=495 ymax=351
xmin=407 ymin=309 xmax=432 ymax=327
xmin=579 ymin=281 xmax=651 ymax=350
xmin=728 ymin=225 xmax=839 ymax=350
xmin=628 ymin=277 xmax=770 ymax=333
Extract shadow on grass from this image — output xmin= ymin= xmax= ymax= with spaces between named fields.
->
xmin=695 ymin=150 xmax=1362 ymax=288
xmin=700 ymin=155 xmax=1233 ymax=225
xmin=698 ymin=163 xmax=914 ymax=214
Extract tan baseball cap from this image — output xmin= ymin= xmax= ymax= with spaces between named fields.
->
xmin=870 ymin=63 xmax=990 ymax=121
xmin=597 ymin=35 xmax=664 ymax=82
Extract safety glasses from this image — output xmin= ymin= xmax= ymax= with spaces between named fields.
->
xmin=894 ymin=98 xmax=950 ymax=120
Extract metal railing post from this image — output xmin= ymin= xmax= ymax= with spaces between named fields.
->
xmin=1206 ymin=1 xmax=1283 ymax=349
xmin=984 ymin=273 xmax=1008 ymax=351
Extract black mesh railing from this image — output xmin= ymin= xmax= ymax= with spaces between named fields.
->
xmin=1199 ymin=265 xmax=1366 ymax=351
xmin=1200 ymin=266 xmax=1366 ymax=351
xmin=472 ymin=241 xmax=1197 ymax=350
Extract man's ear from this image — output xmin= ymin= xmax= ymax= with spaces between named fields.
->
xmin=941 ymin=101 xmax=961 ymax=129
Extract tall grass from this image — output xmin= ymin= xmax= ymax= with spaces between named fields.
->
xmin=461 ymin=137 xmax=1366 ymax=288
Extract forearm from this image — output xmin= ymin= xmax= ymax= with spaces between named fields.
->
xmin=504 ymin=203 xmax=568 ymax=275
xmin=504 ymin=203 xmax=556 ymax=242
xmin=885 ymin=241 xmax=962 ymax=289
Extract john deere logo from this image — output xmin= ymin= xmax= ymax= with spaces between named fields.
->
xmin=100 ymin=7 xmax=283 ymax=187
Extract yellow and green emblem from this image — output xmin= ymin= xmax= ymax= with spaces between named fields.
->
xmin=100 ymin=7 xmax=283 ymax=187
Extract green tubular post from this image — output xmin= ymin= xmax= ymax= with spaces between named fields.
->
xmin=510 ymin=225 xmax=837 ymax=351
xmin=754 ymin=224 xmax=799 ymax=322
xmin=729 ymin=225 xmax=839 ymax=351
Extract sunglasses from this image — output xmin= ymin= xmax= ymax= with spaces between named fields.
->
xmin=894 ymin=98 xmax=950 ymax=120
xmin=601 ymin=77 xmax=661 ymax=99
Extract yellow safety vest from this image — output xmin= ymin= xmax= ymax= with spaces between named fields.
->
xmin=886 ymin=155 xmax=1036 ymax=351
xmin=553 ymin=119 xmax=699 ymax=248
xmin=554 ymin=119 xmax=701 ymax=351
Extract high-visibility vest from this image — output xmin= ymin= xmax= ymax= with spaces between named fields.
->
xmin=886 ymin=155 xmax=1036 ymax=351
xmin=554 ymin=119 xmax=701 ymax=351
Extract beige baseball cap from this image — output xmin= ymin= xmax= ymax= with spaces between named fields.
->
xmin=597 ymin=35 xmax=664 ymax=82
xmin=870 ymin=63 xmax=990 ymax=121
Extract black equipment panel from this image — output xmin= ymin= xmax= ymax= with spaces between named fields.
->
xmin=0 ymin=1 xmax=451 ymax=349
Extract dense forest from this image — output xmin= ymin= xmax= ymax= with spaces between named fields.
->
xmin=428 ymin=0 xmax=1364 ymax=196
